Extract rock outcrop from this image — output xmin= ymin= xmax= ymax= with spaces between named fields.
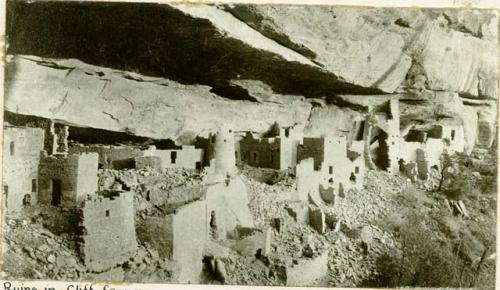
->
xmin=4 ymin=3 xmax=498 ymax=149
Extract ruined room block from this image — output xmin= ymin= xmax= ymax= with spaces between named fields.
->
xmin=137 ymin=199 xmax=207 ymax=284
xmin=239 ymin=124 xmax=303 ymax=170
xmin=134 ymin=155 xmax=162 ymax=172
xmin=154 ymin=146 xmax=204 ymax=170
xmin=297 ymin=138 xmax=325 ymax=170
xmin=47 ymin=120 xmax=69 ymax=155
xmin=232 ymin=227 xmax=269 ymax=257
xmin=285 ymin=250 xmax=329 ymax=286
xmin=2 ymin=125 xmax=44 ymax=214
xmin=69 ymin=144 xmax=145 ymax=169
xmin=295 ymin=158 xmax=320 ymax=202
xmin=38 ymin=152 xmax=99 ymax=207
xmin=309 ymin=206 xmax=326 ymax=234
xmin=79 ymin=192 xmax=137 ymax=272
xmin=205 ymin=176 xmax=254 ymax=239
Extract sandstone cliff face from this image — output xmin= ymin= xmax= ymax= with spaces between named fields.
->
xmin=4 ymin=3 xmax=498 ymax=150
xmin=5 ymin=56 xmax=311 ymax=142
xmin=221 ymin=5 xmax=498 ymax=99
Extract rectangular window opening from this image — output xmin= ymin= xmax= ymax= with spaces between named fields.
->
xmin=32 ymin=179 xmax=37 ymax=192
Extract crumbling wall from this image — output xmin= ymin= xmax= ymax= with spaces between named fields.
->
xmin=137 ymin=199 xmax=207 ymax=283
xmin=239 ymin=133 xmax=281 ymax=169
xmin=278 ymin=126 xmax=303 ymax=170
xmin=134 ymin=156 xmax=162 ymax=172
xmin=205 ymin=176 xmax=254 ymax=239
xmin=79 ymin=192 xmax=137 ymax=272
xmin=44 ymin=120 xmax=69 ymax=155
xmin=442 ymin=125 xmax=465 ymax=153
xmin=297 ymin=138 xmax=325 ymax=170
xmin=155 ymin=146 xmax=204 ymax=170
xmin=169 ymin=199 xmax=207 ymax=283
xmin=38 ymin=153 xmax=98 ymax=207
xmin=2 ymin=126 xmax=44 ymax=214
xmin=69 ymin=144 xmax=145 ymax=168
xmin=137 ymin=216 xmax=174 ymax=259
xmin=294 ymin=158 xmax=320 ymax=202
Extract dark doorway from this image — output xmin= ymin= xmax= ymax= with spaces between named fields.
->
xmin=51 ymin=179 xmax=62 ymax=206
xmin=170 ymin=151 xmax=177 ymax=164
xmin=195 ymin=161 xmax=202 ymax=170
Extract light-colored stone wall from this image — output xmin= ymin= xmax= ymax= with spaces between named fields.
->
xmin=155 ymin=145 xmax=204 ymax=170
xmin=2 ymin=126 xmax=44 ymax=214
xmin=39 ymin=153 xmax=98 ymax=207
xmin=80 ymin=192 xmax=137 ymax=272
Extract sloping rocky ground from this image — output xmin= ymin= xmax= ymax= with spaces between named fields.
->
xmin=1 ymin=150 xmax=496 ymax=287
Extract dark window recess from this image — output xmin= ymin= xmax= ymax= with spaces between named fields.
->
xmin=271 ymin=154 xmax=274 ymax=162
xmin=32 ymin=179 xmax=37 ymax=192
xmin=170 ymin=151 xmax=177 ymax=164
xmin=3 ymin=186 xmax=7 ymax=209
xmin=10 ymin=141 xmax=14 ymax=156
xmin=329 ymin=166 xmax=333 ymax=174
xmin=105 ymin=210 xmax=110 ymax=217
xmin=242 ymin=153 xmax=246 ymax=161
xmin=355 ymin=167 xmax=359 ymax=174
xmin=51 ymin=179 xmax=62 ymax=206
xmin=451 ymin=130 xmax=456 ymax=141
xmin=350 ymin=173 xmax=356 ymax=182
xmin=253 ymin=152 xmax=257 ymax=162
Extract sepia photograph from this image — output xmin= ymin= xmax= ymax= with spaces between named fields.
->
xmin=1 ymin=0 xmax=498 ymax=289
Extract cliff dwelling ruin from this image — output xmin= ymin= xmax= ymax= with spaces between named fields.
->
xmin=1 ymin=1 xmax=498 ymax=289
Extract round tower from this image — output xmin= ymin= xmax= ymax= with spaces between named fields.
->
xmin=213 ymin=125 xmax=236 ymax=176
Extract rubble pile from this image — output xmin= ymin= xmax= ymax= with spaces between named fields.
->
xmin=98 ymin=167 xmax=205 ymax=218
xmin=1 ymin=217 xmax=84 ymax=280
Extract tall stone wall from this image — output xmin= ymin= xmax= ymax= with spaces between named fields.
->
xmin=38 ymin=153 xmax=98 ymax=207
xmin=239 ymin=133 xmax=281 ymax=170
xmin=79 ymin=192 xmax=137 ymax=272
xmin=297 ymin=138 xmax=325 ymax=170
xmin=169 ymin=199 xmax=207 ymax=284
xmin=213 ymin=126 xmax=236 ymax=177
xmin=205 ymin=176 xmax=254 ymax=239
xmin=2 ymin=126 xmax=44 ymax=214
xmin=136 ymin=200 xmax=207 ymax=283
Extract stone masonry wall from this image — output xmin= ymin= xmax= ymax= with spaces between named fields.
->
xmin=239 ymin=133 xmax=281 ymax=170
xmin=79 ymin=192 xmax=137 ymax=272
xmin=38 ymin=153 xmax=98 ymax=207
xmin=2 ymin=126 xmax=44 ymax=214
xmin=154 ymin=146 xmax=204 ymax=170
xmin=297 ymin=138 xmax=325 ymax=170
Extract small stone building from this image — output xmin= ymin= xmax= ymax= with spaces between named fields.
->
xmin=38 ymin=152 xmax=99 ymax=207
xmin=399 ymin=123 xmax=465 ymax=180
xmin=2 ymin=125 xmax=45 ymax=214
xmin=295 ymin=135 xmax=365 ymax=201
xmin=239 ymin=124 xmax=303 ymax=170
xmin=79 ymin=191 xmax=137 ymax=272
xmin=154 ymin=145 xmax=204 ymax=170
